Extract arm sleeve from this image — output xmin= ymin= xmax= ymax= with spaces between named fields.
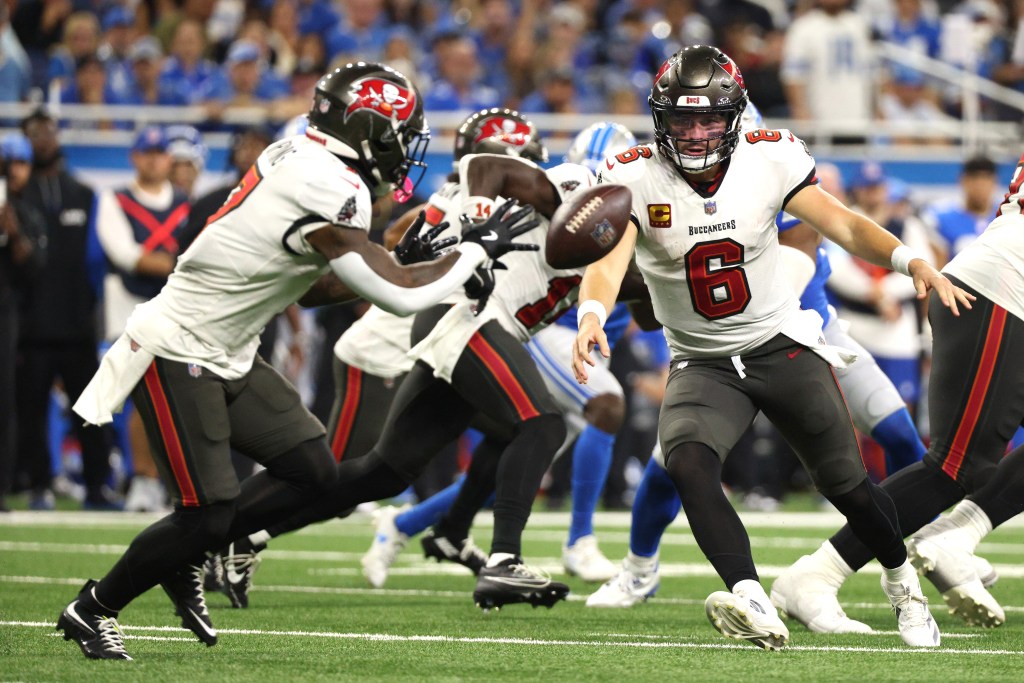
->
xmin=328 ymin=242 xmax=488 ymax=317
xmin=96 ymin=190 xmax=143 ymax=272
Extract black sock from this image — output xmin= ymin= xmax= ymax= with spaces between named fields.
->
xmin=665 ymin=442 xmax=757 ymax=589
xmin=975 ymin=444 xmax=1024 ymax=528
xmin=94 ymin=502 xmax=236 ymax=611
xmin=829 ymin=461 xmax=965 ymax=570
xmin=490 ymin=415 xmax=564 ymax=556
xmin=434 ymin=437 xmax=503 ymax=542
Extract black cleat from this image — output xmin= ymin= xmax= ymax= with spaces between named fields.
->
xmin=202 ymin=552 xmax=225 ymax=593
xmin=220 ymin=538 xmax=265 ymax=609
xmin=473 ymin=557 xmax=570 ymax=611
xmin=421 ymin=530 xmax=488 ymax=576
xmin=56 ymin=580 xmax=132 ymax=660
xmin=161 ymin=563 xmax=217 ymax=646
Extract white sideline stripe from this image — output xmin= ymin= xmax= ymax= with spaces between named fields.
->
xmin=6 ymin=539 xmax=1024 ymax=579
xmin=592 ymin=631 xmax=982 ymax=640
xmin=6 ymin=574 xmax=1024 ymax=615
xmin=8 ymin=509 xmax=1024 ymax=530
xmin=5 ymin=620 xmax=1018 ymax=655
xmin=46 ymin=632 xmax=196 ymax=643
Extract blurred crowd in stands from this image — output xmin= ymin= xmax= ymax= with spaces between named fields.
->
xmin=1 ymin=0 xmax=1021 ymax=514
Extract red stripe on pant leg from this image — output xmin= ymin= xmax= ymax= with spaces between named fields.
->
xmin=330 ymin=366 xmax=362 ymax=462
xmin=142 ymin=362 xmax=199 ymax=506
xmin=467 ymin=333 xmax=540 ymax=420
xmin=943 ymin=306 xmax=1008 ymax=480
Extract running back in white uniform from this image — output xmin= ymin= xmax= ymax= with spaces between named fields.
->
xmin=598 ymin=133 xmax=821 ymax=361
xmin=130 ymin=135 xmax=372 ymax=380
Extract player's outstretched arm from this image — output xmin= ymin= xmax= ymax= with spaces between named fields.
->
xmin=572 ymin=222 xmax=637 ymax=383
xmin=459 ymin=154 xmax=561 ymax=219
xmin=787 ymin=184 xmax=975 ymax=316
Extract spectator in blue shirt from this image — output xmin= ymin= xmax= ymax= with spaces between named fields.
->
xmin=923 ymin=156 xmax=1000 ymax=265
xmin=98 ymin=6 xmax=136 ymax=104
xmin=118 ymin=37 xmax=188 ymax=106
xmin=423 ymin=35 xmax=500 ymax=112
xmin=59 ymin=54 xmax=129 ymax=129
xmin=520 ymin=66 xmax=590 ymax=114
xmin=159 ymin=19 xmax=219 ymax=104
xmin=297 ymin=0 xmax=342 ymax=45
xmin=199 ymin=40 xmax=291 ymax=115
xmin=0 ymin=4 xmax=30 ymax=102
xmin=324 ymin=0 xmax=391 ymax=63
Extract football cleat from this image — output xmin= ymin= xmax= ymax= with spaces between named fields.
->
xmin=770 ymin=554 xmax=873 ymax=633
xmin=562 ymin=535 xmax=618 ymax=583
xmin=203 ymin=552 xmax=225 ymax=593
xmin=705 ymin=588 xmax=789 ymax=650
xmin=473 ymin=557 xmax=570 ymax=611
xmin=161 ymin=563 xmax=217 ymax=646
xmin=421 ymin=530 xmax=488 ymax=575
xmin=908 ymin=533 xmax=1004 ymax=628
xmin=974 ymin=555 xmax=999 ymax=589
xmin=585 ymin=558 xmax=660 ymax=608
xmin=220 ymin=538 xmax=265 ymax=609
xmin=56 ymin=580 xmax=132 ymax=660
xmin=361 ymin=505 xmax=409 ymax=588
xmin=881 ymin=573 xmax=941 ymax=647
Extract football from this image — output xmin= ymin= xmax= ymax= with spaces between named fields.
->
xmin=546 ymin=184 xmax=632 ymax=269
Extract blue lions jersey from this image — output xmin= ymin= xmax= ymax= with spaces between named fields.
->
xmin=777 ymin=212 xmax=833 ymax=326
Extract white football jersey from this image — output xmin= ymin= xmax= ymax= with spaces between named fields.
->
xmin=943 ymin=155 xmax=1024 ymax=321
xmin=126 ymin=135 xmax=373 ymax=379
xmin=334 ymin=181 xmax=463 ymax=377
xmin=599 ymin=133 xmax=817 ymax=360
xmin=410 ymin=157 xmax=596 ymax=381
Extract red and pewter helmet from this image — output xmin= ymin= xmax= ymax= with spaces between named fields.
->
xmin=649 ymin=45 xmax=748 ymax=175
xmin=453 ymin=107 xmax=548 ymax=165
xmin=307 ymin=61 xmax=430 ymax=196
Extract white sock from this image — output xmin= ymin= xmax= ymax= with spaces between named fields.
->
xmin=882 ymin=559 xmax=918 ymax=587
xmin=946 ymin=499 xmax=992 ymax=551
xmin=625 ymin=551 xmax=658 ymax=574
xmin=248 ymin=529 xmax=272 ymax=547
xmin=486 ymin=552 xmax=516 ymax=568
xmin=817 ymin=541 xmax=855 ymax=584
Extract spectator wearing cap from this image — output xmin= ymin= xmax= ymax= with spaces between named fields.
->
xmin=923 ymin=156 xmax=1000 ymax=266
xmin=324 ymin=0 xmax=391 ymax=63
xmin=423 ymin=35 xmax=500 ymax=112
xmin=98 ymin=6 xmax=137 ymax=104
xmin=0 ymin=132 xmax=47 ymax=512
xmin=198 ymin=40 xmax=292 ymax=121
xmin=165 ymin=125 xmax=207 ymax=197
xmin=46 ymin=11 xmax=100 ymax=92
xmin=96 ymin=125 xmax=191 ymax=512
xmin=118 ymin=36 xmax=188 ymax=106
xmin=826 ymin=161 xmax=933 ymax=411
xmin=16 ymin=108 xmax=114 ymax=510
xmin=158 ymin=19 xmax=219 ymax=105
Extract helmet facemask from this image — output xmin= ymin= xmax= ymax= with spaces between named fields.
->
xmin=650 ymin=102 xmax=745 ymax=174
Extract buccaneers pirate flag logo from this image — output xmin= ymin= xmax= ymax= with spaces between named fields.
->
xmin=344 ymin=78 xmax=416 ymax=123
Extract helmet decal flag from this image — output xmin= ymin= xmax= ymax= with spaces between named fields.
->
xmin=344 ymin=78 xmax=416 ymax=123
xmin=717 ymin=57 xmax=746 ymax=90
xmin=473 ymin=116 xmax=532 ymax=149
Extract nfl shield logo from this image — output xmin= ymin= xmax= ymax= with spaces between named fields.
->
xmin=704 ymin=200 xmax=717 ymax=216
xmin=188 ymin=363 xmax=202 ymax=378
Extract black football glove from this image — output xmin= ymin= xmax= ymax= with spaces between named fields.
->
xmin=394 ymin=212 xmax=459 ymax=265
xmin=460 ymin=198 xmax=540 ymax=261
xmin=463 ymin=261 xmax=507 ymax=316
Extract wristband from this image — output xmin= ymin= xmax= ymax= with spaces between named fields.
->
xmin=463 ymin=196 xmax=497 ymax=223
xmin=577 ymin=300 xmax=608 ymax=329
xmin=890 ymin=245 xmax=922 ymax=277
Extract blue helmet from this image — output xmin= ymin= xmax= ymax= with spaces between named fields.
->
xmin=565 ymin=122 xmax=637 ymax=172
xmin=277 ymin=114 xmax=309 ymax=141
xmin=739 ymin=99 xmax=764 ymax=132
xmin=165 ymin=124 xmax=207 ymax=170
xmin=1 ymin=133 xmax=33 ymax=163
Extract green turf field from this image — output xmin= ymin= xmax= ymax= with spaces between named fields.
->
xmin=2 ymin=508 xmax=1023 ymax=681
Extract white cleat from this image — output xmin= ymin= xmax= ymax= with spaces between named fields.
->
xmin=563 ymin=535 xmax=618 ymax=583
xmin=360 ymin=505 xmax=409 ymax=589
xmin=907 ymin=534 xmax=1005 ymax=628
xmin=705 ymin=588 xmax=789 ymax=650
xmin=974 ymin=555 xmax=998 ymax=589
xmin=881 ymin=574 xmax=941 ymax=647
xmin=770 ymin=554 xmax=873 ymax=633
xmin=585 ymin=559 xmax=660 ymax=608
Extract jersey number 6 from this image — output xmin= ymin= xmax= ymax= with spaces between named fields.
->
xmin=685 ymin=239 xmax=751 ymax=320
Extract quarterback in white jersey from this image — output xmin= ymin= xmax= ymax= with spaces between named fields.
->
xmin=573 ymin=46 xmax=971 ymax=650
xmin=777 ymin=151 xmax=1024 ymax=633
xmin=56 ymin=62 xmax=536 ymax=662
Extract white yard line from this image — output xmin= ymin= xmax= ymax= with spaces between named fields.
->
xmin=3 ymin=620 xmax=1018 ymax=655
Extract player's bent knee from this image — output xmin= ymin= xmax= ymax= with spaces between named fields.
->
xmin=811 ymin=459 xmax=868 ymax=498
xmin=584 ymin=393 xmax=625 ymax=434
xmin=270 ymin=437 xmax=339 ymax=491
xmin=169 ymin=500 xmax=237 ymax=544
xmin=519 ymin=413 xmax=567 ymax=452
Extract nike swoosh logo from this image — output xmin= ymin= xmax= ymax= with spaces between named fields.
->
xmin=66 ymin=601 xmax=96 ymax=634
xmin=480 ymin=231 xmax=498 ymax=242
xmin=340 ymin=172 xmax=360 ymax=190
xmin=225 ymin=567 xmax=245 ymax=584
xmin=606 ymin=159 xmax=615 ymax=170
xmin=186 ymin=607 xmax=217 ymax=637
xmin=787 ymin=349 xmax=802 ymax=359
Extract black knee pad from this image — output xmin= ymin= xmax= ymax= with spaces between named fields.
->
xmin=270 ymin=438 xmax=339 ymax=491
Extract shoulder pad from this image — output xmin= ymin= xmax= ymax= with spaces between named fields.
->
xmin=544 ymin=162 xmax=596 ymax=201
xmin=741 ymin=129 xmax=814 ymax=164
xmin=598 ymin=144 xmax=656 ymax=185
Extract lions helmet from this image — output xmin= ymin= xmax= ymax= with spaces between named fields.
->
xmin=565 ymin=122 xmax=638 ymax=172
